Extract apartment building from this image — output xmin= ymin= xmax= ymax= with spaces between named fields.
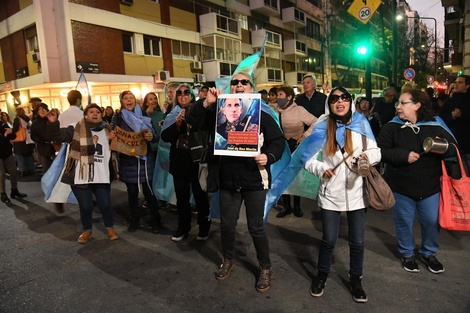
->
xmin=1 ymin=0 xmax=404 ymax=116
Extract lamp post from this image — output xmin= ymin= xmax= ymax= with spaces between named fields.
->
xmin=396 ymin=15 xmax=437 ymax=82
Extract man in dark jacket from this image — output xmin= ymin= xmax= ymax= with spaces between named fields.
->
xmin=374 ymin=86 xmax=397 ymax=127
xmin=295 ymin=74 xmax=326 ymax=118
xmin=439 ymin=74 xmax=470 ymax=175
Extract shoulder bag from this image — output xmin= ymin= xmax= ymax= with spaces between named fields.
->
xmin=361 ymin=135 xmax=395 ymax=211
xmin=439 ymin=144 xmax=470 ymax=231
xmin=11 ymin=123 xmax=26 ymax=143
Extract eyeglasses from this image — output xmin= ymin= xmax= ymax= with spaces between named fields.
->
xmin=176 ymin=89 xmax=191 ymax=96
xmin=328 ymin=93 xmax=351 ymax=104
xmin=395 ymin=101 xmax=415 ymax=108
xmin=230 ymin=79 xmax=251 ymax=86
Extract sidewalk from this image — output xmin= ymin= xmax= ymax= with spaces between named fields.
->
xmin=1 ymin=176 xmax=469 ymax=313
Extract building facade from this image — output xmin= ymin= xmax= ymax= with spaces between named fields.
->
xmin=1 ymin=0 xmax=403 ymax=115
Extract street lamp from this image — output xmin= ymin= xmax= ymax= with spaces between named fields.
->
xmin=396 ymin=14 xmax=438 ymax=82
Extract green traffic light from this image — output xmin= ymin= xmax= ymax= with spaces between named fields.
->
xmin=357 ymin=45 xmax=368 ymax=55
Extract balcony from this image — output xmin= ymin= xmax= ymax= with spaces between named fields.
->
xmin=255 ymin=67 xmax=284 ymax=85
xmin=282 ymin=7 xmax=306 ymax=26
xmin=251 ymin=29 xmax=282 ymax=50
xmin=202 ymin=61 xmax=239 ymax=82
xmin=199 ymin=12 xmax=241 ymax=39
xmin=284 ymin=39 xmax=307 ymax=56
xmin=284 ymin=71 xmax=308 ymax=86
xmin=250 ymin=0 xmax=280 ymax=17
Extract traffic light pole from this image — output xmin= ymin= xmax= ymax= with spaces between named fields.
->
xmin=364 ymin=24 xmax=372 ymax=100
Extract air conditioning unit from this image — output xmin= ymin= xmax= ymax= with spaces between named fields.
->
xmin=32 ymin=52 xmax=40 ymax=63
xmin=120 ymin=0 xmax=133 ymax=5
xmin=195 ymin=74 xmax=206 ymax=83
xmin=191 ymin=61 xmax=202 ymax=70
xmin=155 ymin=70 xmax=170 ymax=82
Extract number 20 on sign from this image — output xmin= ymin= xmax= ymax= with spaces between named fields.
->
xmin=347 ymin=0 xmax=382 ymax=24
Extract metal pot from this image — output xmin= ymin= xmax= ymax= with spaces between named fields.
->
xmin=422 ymin=137 xmax=449 ymax=154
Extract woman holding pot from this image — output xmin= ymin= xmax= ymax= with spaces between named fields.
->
xmin=378 ymin=89 xmax=457 ymax=274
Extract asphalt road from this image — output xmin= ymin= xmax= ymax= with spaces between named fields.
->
xmin=1 ymin=174 xmax=469 ymax=313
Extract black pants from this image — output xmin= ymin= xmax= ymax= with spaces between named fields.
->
xmin=125 ymin=181 xmax=161 ymax=223
xmin=173 ymin=162 xmax=210 ymax=232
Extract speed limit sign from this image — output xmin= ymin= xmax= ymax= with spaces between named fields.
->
xmin=359 ymin=7 xmax=371 ymax=21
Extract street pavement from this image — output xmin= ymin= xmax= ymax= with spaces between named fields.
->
xmin=1 ymin=173 xmax=470 ymax=313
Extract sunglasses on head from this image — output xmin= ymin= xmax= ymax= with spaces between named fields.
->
xmin=328 ymin=93 xmax=351 ymax=104
xmin=176 ymin=89 xmax=191 ymax=96
xmin=230 ymin=79 xmax=251 ymax=86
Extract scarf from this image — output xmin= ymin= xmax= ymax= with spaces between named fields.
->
xmin=121 ymin=105 xmax=154 ymax=160
xmin=264 ymin=111 xmax=376 ymax=220
xmin=389 ymin=116 xmax=456 ymax=142
xmin=64 ymin=118 xmax=110 ymax=182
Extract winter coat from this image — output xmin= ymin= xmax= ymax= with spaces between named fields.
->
xmin=112 ymin=113 xmax=157 ymax=184
xmin=378 ymin=118 xmax=457 ymax=200
xmin=30 ymin=116 xmax=55 ymax=157
xmin=0 ymin=122 xmax=15 ymax=159
xmin=305 ymin=131 xmax=381 ymax=212
xmin=186 ymin=99 xmax=285 ymax=191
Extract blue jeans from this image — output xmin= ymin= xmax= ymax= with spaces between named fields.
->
xmin=72 ymin=184 xmax=114 ymax=231
xmin=219 ymin=189 xmax=271 ymax=268
xmin=318 ymin=208 xmax=366 ymax=277
xmin=392 ymin=192 xmax=440 ymax=258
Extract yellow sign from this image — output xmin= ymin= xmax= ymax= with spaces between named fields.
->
xmin=347 ymin=0 xmax=381 ymax=24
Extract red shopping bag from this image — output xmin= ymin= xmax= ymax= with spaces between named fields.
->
xmin=439 ymin=145 xmax=470 ymax=231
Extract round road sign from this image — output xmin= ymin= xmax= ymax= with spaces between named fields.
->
xmin=358 ymin=6 xmax=371 ymax=21
xmin=404 ymin=68 xmax=415 ymax=81
xmin=427 ymin=75 xmax=435 ymax=84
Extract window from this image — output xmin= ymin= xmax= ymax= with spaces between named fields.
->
xmin=296 ymin=41 xmax=306 ymax=54
xmin=266 ymin=31 xmax=281 ymax=46
xmin=216 ymin=15 xmax=239 ymax=35
xmin=267 ymin=69 xmax=282 ymax=82
xmin=305 ymin=0 xmax=322 ymax=9
xmin=172 ymin=40 xmax=200 ymax=60
xmin=294 ymin=9 xmax=305 ymax=23
xmin=304 ymin=19 xmax=321 ymax=40
xmin=24 ymin=26 xmax=38 ymax=52
xmin=122 ymin=33 xmax=133 ymax=53
xmin=144 ymin=36 xmax=161 ymax=56
xmin=264 ymin=0 xmax=278 ymax=10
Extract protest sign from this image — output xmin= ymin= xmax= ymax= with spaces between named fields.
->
xmin=110 ymin=126 xmax=147 ymax=156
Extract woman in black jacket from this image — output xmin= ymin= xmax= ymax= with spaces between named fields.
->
xmin=0 ymin=120 xmax=26 ymax=203
xmin=186 ymin=72 xmax=285 ymax=293
xmin=160 ymin=84 xmax=211 ymax=242
xmin=378 ymin=89 xmax=457 ymax=275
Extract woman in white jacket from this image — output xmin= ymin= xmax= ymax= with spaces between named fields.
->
xmin=305 ymin=87 xmax=381 ymax=303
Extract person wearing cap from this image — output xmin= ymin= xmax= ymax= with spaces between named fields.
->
xmin=295 ymin=74 xmax=327 ymax=118
xmin=30 ymin=103 xmax=56 ymax=173
xmin=59 ymin=90 xmax=83 ymax=128
xmin=198 ymin=86 xmax=209 ymax=99
xmin=29 ymin=97 xmax=42 ymax=121
xmin=46 ymin=103 xmax=119 ymax=244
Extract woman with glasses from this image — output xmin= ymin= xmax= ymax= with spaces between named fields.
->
xmin=186 ymin=72 xmax=285 ymax=293
xmin=378 ymin=89 xmax=457 ymax=275
xmin=111 ymin=91 xmax=162 ymax=234
xmin=160 ymin=84 xmax=211 ymax=242
xmin=303 ymin=87 xmax=380 ymax=302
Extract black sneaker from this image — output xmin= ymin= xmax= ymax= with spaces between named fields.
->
xmin=401 ymin=256 xmax=420 ymax=273
xmin=350 ymin=275 xmax=368 ymax=303
xmin=309 ymin=272 xmax=328 ymax=297
xmin=171 ymin=229 xmax=188 ymax=242
xmin=421 ymin=255 xmax=445 ymax=274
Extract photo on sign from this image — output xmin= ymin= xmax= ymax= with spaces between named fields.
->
xmin=214 ymin=93 xmax=261 ymax=157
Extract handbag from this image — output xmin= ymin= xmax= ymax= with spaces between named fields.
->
xmin=439 ymin=144 xmax=470 ymax=231
xmin=188 ymin=130 xmax=207 ymax=163
xmin=11 ymin=124 xmax=26 ymax=143
xmin=361 ymin=135 xmax=395 ymax=211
